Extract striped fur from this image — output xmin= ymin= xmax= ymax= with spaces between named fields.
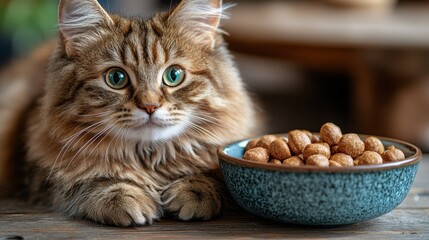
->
xmin=2 ymin=0 xmax=258 ymax=226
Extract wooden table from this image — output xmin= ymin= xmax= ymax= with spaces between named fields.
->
xmin=1 ymin=157 xmax=428 ymax=239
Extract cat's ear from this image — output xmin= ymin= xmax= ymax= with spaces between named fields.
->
xmin=58 ymin=0 xmax=114 ymax=56
xmin=169 ymin=0 xmax=226 ymax=49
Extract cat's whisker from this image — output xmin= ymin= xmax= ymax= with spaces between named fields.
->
xmin=121 ymin=124 xmax=130 ymax=160
xmin=48 ymin=119 xmax=111 ymax=181
xmin=190 ymin=114 xmax=222 ymax=127
xmin=190 ymin=114 xmax=223 ymax=135
xmin=55 ymin=121 xmax=108 ymax=177
xmin=74 ymin=111 xmax=114 ymax=118
xmin=192 ymin=113 xmax=221 ymax=122
xmin=87 ymin=123 xmax=118 ymax=158
xmin=104 ymin=126 xmax=124 ymax=163
xmin=187 ymin=126 xmax=219 ymax=143
xmin=184 ymin=120 xmax=222 ymax=144
xmin=116 ymin=127 xmax=128 ymax=160
xmin=61 ymin=118 xmax=111 ymax=143
xmin=67 ymin=119 xmax=113 ymax=151
xmin=188 ymin=121 xmax=220 ymax=139
xmin=66 ymin=123 xmax=116 ymax=170
xmin=55 ymin=121 xmax=109 ymax=171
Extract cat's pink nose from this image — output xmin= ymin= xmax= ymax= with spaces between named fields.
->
xmin=142 ymin=105 xmax=160 ymax=115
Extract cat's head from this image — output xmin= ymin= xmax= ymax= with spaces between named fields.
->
xmin=44 ymin=0 xmax=253 ymax=144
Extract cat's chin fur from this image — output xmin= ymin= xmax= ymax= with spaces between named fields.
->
xmin=124 ymin=122 xmax=188 ymax=143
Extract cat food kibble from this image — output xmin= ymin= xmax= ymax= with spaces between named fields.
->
xmin=382 ymin=146 xmax=405 ymax=162
xmin=256 ymin=135 xmax=278 ymax=149
xmin=331 ymin=145 xmax=340 ymax=155
xmin=306 ymin=154 xmax=330 ymax=167
xmin=364 ymin=136 xmax=385 ymax=155
xmin=282 ymin=156 xmax=305 ymax=167
xmin=330 ymin=153 xmax=354 ymax=167
xmin=303 ymin=130 xmax=319 ymax=143
xmin=245 ymin=138 xmax=259 ymax=151
xmin=338 ymin=134 xmax=365 ymax=158
xmin=288 ymin=130 xmax=312 ymax=155
xmin=329 ymin=160 xmax=343 ymax=167
xmin=242 ymin=147 xmax=269 ymax=163
xmin=320 ymin=122 xmax=342 ymax=146
xmin=269 ymin=159 xmax=283 ymax=165
xmin=242 ymin=122 xmax=407 ymax=167
xmin=268 ymin=138 xmax=292 ymax=160
xmin=303 ymin=143 xmax=330 ymax=160
xmin=355 ymin=151 xmax=383 ymax=165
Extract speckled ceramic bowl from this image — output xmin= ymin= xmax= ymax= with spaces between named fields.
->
xmin=218 ymin=134 xmax=422 ymax=225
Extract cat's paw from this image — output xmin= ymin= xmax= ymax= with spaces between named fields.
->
xmin=81 ymin=183 xmax=160 ymax=227
xmin=161 ymin=175 xmax=222 ymax=221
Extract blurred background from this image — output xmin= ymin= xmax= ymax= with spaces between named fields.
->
xmin=1 ymin=0 xmax=429 ymax=151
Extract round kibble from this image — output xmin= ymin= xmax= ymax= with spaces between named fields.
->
xmin=269 ymin=139 xmax=292 ymax=160
xmin=320 ymin=122 xmax=342 ymax=146
xmin=355 ymin=151 xmax=383 ymax=165
xmin=255 ymin=135 xmax=278 ymax=149
xmin=330 ymin=153 xmax=354 ymax=167
xmin=269 ymin=159 xmax=282 ymax=165
xmin=331 ymin=145 xmax=339 ymax=155
xmin=245 ymin=138 xmax=259 ymax=151
xmin=329 ymin=160 xmax=342 ymax=167
xmin=288 ymin=130 xmax=311 ymax=155
xmin=302 ymin=130 xmax=319 ymax=143
xmin=387 ymin=145 xmax=396 ymax=151
xmin=282 ymin=156 xmax=305 ymax=167
xmin=242 ymin=147 xmax=269 ymax=163
xmin=303 ymin=143 xmax=331 ymax=160
xmin=240 ymin=122 xmax=408 ymax=169
xmin=338 ymin=133 xmax=365 ymax=158
xmin=306 ymin=154 xmax=329 ymax=167
xmin=364 ymin=136 xmax=384 ymax=155
xmin=382 ymin=146 xmax=405 ymax=163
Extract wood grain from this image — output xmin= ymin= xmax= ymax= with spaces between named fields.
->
xmin=1 ymin=158 xmax=428 ymax=240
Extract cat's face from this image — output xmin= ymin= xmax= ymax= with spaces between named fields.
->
xmin=50 ymin=0 xmax=234 ymax=143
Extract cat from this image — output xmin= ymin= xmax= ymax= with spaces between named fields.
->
xmin=0 ymin=0 xmax=258 ymax=226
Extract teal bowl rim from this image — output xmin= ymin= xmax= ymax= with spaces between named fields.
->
xmin=218 ymin=134 xmax=422 ymax=173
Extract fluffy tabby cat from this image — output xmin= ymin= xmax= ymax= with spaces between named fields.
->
xmin=0 ymin=0 xmax=257 ymax=226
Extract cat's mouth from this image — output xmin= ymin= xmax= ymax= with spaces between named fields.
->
xmin=132 ymin=117 xmax=177 ymax=129
xmin=121 ymin=117 xmax=187 ymax=142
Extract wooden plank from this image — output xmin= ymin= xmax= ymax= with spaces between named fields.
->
xmin=1 ymin=203 xmax=428 ymax=240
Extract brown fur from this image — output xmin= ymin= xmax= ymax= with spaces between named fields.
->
xmin=0 ymin=0 xmax=257 ymax=226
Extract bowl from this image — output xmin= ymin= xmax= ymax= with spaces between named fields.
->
xmin=218 ymin=134 xmax=422 ymax=225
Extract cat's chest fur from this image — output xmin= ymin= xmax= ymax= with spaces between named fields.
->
xmin=27 ymin=113 xmax=219 ymax=191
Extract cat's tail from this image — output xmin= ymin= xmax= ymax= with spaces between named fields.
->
xmin=0 ymin=41 xmax=54 ymax=196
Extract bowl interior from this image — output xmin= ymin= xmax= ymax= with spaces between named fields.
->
xmin=221 ymin=134 xmax=421 ymax=172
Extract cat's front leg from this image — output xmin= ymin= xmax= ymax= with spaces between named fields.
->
xmin=60 ymin=178 xmax=161 ymax=227
xmin=161 ymin=173 xmax=222 ymax=221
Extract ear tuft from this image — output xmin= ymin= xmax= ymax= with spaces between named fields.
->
xmin=58 ymin=0 xmax=114 ymax=56
xmin=169 ymin=0 xmax=232 ymax=49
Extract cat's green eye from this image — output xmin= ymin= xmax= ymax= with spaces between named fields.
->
xmin=105 ymin=68 xmax=129 ymax=89
xmin=163 ymin=65 xmax=185 ymax=87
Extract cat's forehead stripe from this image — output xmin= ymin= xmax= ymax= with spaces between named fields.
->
xmin=151 ymin=37 xmax=159 ymax=64
xmin=149 ymin=19 xmax=163 ymax=38
xmin=141 ymin=22 xmax=151 ymax=65
xmin=119 ymin=20 xmax=169 ymax=67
